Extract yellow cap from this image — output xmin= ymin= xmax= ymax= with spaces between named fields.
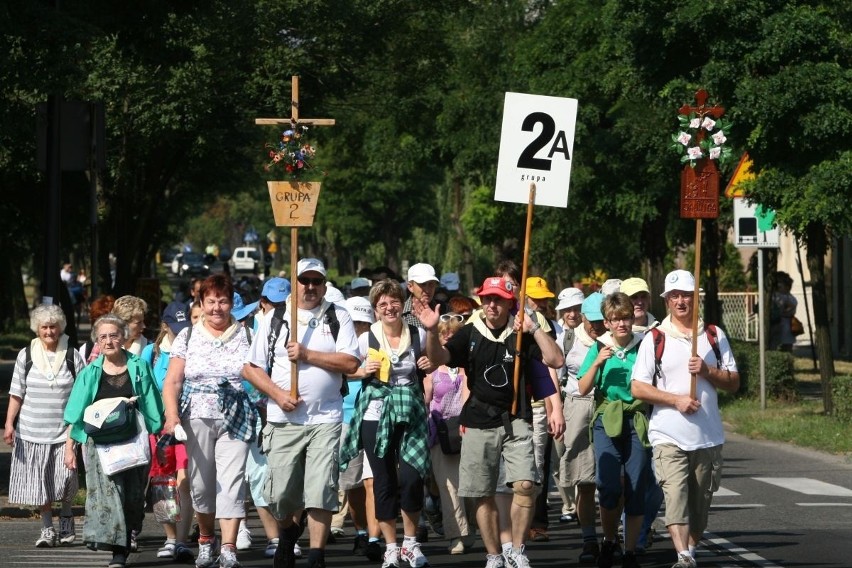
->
xmin=525 ymin=276 xmax=555 ymax=299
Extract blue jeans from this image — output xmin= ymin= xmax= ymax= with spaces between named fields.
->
xmin=592 ymin=415 xmax=648 ymax=515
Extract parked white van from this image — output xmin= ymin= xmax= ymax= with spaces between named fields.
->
xmin=229 ymin=246 xmax=260 ymax=273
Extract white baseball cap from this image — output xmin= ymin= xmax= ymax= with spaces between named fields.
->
xmin=600 ymin=278 xmax=623 ymax=298
xmin=345 ymin=296 xmax=375 ymax=324
xmin=556 ymin=287 xmax=585 ymax=311
xmin=407 ymin=263 xmax=439 ymax=284
xmin=324 ymin=285 xmax=345 ymax=303
xmin=661 ymin=269 xmax=702 ymax=297
xmin=297 ymin=258 xmax=326 ymax=277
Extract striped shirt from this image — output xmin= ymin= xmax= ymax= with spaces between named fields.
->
xmin=9 ymin=347 xmax=84 ymax=444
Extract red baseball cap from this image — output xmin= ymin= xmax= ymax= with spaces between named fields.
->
xmin=476 ymin=277 xmax=515 ymax=300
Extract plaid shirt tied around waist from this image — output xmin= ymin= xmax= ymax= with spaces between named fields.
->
xmin=179 ymin=379 xmax=257 ymax=443
xmin=341 ymin=380 xmax=430 ymax=479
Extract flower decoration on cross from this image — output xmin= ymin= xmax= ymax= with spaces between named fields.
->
xmin=671 ymin=111 xmax=734 ymax=168
xmin=264 ymin=119 xmax=318 ymax=178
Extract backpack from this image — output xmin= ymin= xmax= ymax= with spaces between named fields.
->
xmin=266 ymin=304 xmax=349 ymax=396
xmin=647 ymin=325 xmax=722 ymax=413
xmin=24 ymin=345 xmax=78 ymax=380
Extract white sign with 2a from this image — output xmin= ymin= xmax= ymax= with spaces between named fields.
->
xmin=495 ymin=92 xmax=578 ymax=208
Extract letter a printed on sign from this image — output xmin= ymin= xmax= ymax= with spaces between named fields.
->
xmin=495 ymin=92 xmax=578 ymax=208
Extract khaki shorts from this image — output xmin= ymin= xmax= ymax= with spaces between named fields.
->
xmin=458 ymin=419 xmax=538 ymax=498
xmin=653 ymin=443 xmax=723 ymax=534
xmin=338 ymin=422 xmax=365 ymax=491
xmin=262 ymin=421 xmax=342 ymax=518
xmin=558 ymin=395 xmax=596 ymax=487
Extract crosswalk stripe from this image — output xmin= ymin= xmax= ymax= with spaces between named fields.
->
xmin=714 ymin=487 xmax=741 ymax=497
xmin=796 ymin=502 xmax=852 ymax=506
xmin=705 ymin=532 xmax=784 ymax=568
xmin=752 ymin=477 xmax=852 ymax=496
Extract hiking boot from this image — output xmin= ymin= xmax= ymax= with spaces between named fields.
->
xmin=58 ymin=516 xmax=76 ymax=545
xmin=579 ymin=540 xmax=599 ymax=564
xmin=175 ymin=542 xmax=195 ymax=563
xmin=366 ymin=540 xmax=383 ymax=561
xmin=353 ymin=534 xmax=369 ymax=556
xmin=382 ymin=547 xmax=400 ymax=568
xmin=598 ymin=540 xmax=620 ymax=568
xmin=35 ymin=526 xmax=56 ymax=548
xmin=400 ymin=541 xmax=429 ymax=567
xmin=671 ymin=553 xmax=697 ymax=568
xmin=196 ymin=536 xmax=220 ymax=568
xmin=622 ymin=551 xmax=641 ymax=568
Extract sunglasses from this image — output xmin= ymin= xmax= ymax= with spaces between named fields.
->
xmin=440 ymin=313 xmax=465 ymax=323
xmin=297 ymin=276 xmax=325 ymax=287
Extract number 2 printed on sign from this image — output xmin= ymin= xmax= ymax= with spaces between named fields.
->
xmin=516 ymin=112 xmax=572 ymax=171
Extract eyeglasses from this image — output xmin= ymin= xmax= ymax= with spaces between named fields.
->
xmin=440 ymin=313 xmax=464 ymax=323
xmin=297 ymin=276 xmax=325 ymax=287
xmin=667 ymin=292 xmax=693 ymax=301
xmin=608 ymin=317 xmax=634 ymax=324
xmin=97 ymin=332 xmax=122 ymax=343
xmin=480 ymin=295 xmax=505 ymax=305
xmin=376 ymin=300 xmax=402 ymax=311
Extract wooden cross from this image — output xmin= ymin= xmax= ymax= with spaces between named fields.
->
xmin=678 ymin=89 xmax=725 ymax=145
xmin=254 ymin=76 xmax=335 ymax=399
xmin=678 ymin=89 xmax=724 ymax=399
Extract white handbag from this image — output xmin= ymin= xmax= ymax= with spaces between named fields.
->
xmin=95 ymin=411 xmax=150 ymax=476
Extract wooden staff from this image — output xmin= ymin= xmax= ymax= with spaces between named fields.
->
xmin=289 ymin=227 xmax=299 ymax=399
xmin=512 ymin=183 xmax=536 ymax=415
xmin=690 ymin=219 xmax=702 ymax=399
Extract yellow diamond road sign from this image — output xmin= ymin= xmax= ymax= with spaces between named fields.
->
xmin=725 ymin=153 xmax=755 ymax=198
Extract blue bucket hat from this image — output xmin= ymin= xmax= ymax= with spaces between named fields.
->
xmin=262 ymin=277 xmax=291 ymax=303
xmin=231 ymin=293 xmax=259 ymax=321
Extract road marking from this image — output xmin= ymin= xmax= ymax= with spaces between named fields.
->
xmin=704 ymin=531 xmax=784 ymax=568
xmin=714 ymin=487 xmax=741 ymax=497
xmin=752 ymin=477 xmax=852 ymax=496
xmin=711 ymin=503 xmax=765 ymax=508
xmin=796 ymin=502 xmax=852 ymax=506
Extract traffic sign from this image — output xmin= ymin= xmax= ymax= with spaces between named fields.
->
xmin=725 ymin=153 xmax=755 ymax=198
xmin=734 ymin=198 xmax=779 ymax=248
xmin=495 ymin=92 xmax=578 ymax=208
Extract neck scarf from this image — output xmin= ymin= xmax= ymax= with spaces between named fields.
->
xmin=470 ymin=310 xmax=514 ymax=344
xmin=371 ymin=320 xmax=411 ymax=356
xmin=658 ymin=315 xmax=704 ymax=340
xmin=198 ymin=316 xmax=240 ymax=347
xmin=126 ymin=336 xmax=148 ymax=356
xmin=575 ymin=323 xmax=596 ymax=347
xmin=30 ymin=335 xmax=69 ymax=379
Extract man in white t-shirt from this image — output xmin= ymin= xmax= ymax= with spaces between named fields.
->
xmin=243 ymin=258 xmax=360 ymax=568
xmin=630 ymin=270 xmax=740 ymax=568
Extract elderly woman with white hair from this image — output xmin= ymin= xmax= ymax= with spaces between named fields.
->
xmin=4 ymin=304 xmax=84 ymax=548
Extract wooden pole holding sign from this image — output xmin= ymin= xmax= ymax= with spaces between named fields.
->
xmin=255 ymin=76 xmax=334 ymax=399
xmin=512 ymin=183 xmax=536 ymax=415
xmin=494 ymin=92 xmax=578 ymax=416
xmin=678 ymin=89 xmax=724 ymax=399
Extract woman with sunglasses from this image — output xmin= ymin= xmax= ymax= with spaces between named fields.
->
xmin=63 ymin=314 xmax=164 ymax=568
xmin=577 ymin=292 xmax=649 ymax=568
xmin=423 ymin=298 xmax=478 ymax=555
xmin=340 ymin=279 xmax=433 ymax=568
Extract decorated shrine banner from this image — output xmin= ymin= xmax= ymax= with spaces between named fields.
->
xmin=495 ymin=92 xmax=578 ymax=208
xmin=680 ymin=159 xmax=720 ymax=219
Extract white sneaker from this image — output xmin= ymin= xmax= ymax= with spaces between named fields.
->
xmin=218 ymin=545 xmax=241 ymax=568
xmin=264 ymin=538 xmax=279 ymax=558
xmin=504 ymin=546 xmax=531 ymax=568
xmin=400 ymin=541 xmax=429 ymax=567
xmin=158 ymin=541 xmax=176 ymax=558
xmin=672 ymin=553 xmax=698 ymax=568
xmin=293 ymin=541 xmax=303 ymax=558
xmin=382 ymin=547 xmax=400 ymax=568
xmin=485 ymin=554 xmax=506 ymax=568
xmin=196 ymin=537 xmax=220 ymax=568
xmin=58 ymin=516 xmax=76 ymax=545
xmin=35 ymin=527 xmax=56 ymax=548
xmin=236 ymin=526 xmax=252 ymax=551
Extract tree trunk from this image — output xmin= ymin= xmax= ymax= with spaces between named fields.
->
xmin=805 ymin=223 xmax=835 ymax=414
